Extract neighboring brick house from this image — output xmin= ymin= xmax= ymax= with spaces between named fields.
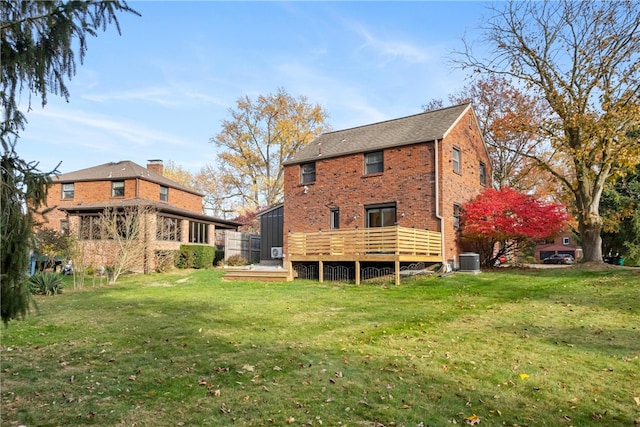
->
xmin=282 ymin=103 xmax=492 ymax=284
xmin=39 ymin=160 xmax=238 ymax=272
xmin=535 ymin=231 xmax=583 ymax=262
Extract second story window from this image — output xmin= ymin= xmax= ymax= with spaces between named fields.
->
xmin=479 ymin=162 xmax=487 ymax=186
xmin=453 ymin=147 xmax=461 ymax=174
xmin=111 ymin=181 xmax=125 ymax=197
xmin=62 ymin=183 xmax=74 ymax=199
xmin=160 ymin=185 xmax=168 ymax=202
xmin=301 ymin=162 xmax=316 ymax=184
xmin=364 ymin=151 xmax=383 ymax=175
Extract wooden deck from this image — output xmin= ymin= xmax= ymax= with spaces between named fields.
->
xmin=288 ymin=226 xmax=442 ymax=285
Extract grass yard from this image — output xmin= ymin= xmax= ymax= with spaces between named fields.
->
xmin=1 ymin=266 xmax=638 ymax=426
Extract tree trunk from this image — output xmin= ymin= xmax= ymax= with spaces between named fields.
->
xmin=574 ymin=162 xmax=605 ymax=263
xmin=579 ymin=219 xmax=603 ymax=262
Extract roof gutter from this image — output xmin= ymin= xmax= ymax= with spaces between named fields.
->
xmin=434 ymin=139 xmax=446 ymax=265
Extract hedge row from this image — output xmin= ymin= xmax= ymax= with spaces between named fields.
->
xmin=155 ymin=246 xmax=227 ymax=271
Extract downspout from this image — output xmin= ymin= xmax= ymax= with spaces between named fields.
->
xmin=434 ymin=139 xmax=447 ymax=267
xmin=135 ymin=177 xmax=140 ymax=198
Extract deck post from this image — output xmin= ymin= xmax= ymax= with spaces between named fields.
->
xmin=394 ymin=260 xmax=400 ymax=286
xmin=355 ymin=260 xmax=360 ymax=285
xmin=318 ymin=260 xmax=324 ymax=283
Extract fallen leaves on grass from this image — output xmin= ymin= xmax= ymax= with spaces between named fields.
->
xmin=465 ymin=414 xmax=480 ymax=425
xmin=519 ymin=373 xmax=529 ymax=380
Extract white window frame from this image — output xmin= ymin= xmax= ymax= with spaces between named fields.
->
xmin=453 ymin=147 xmax=461 ymax=174
xmin=62 ymin=183 xmax=74 ymax=199
xmin=111 ymin=181 xmax=125 ymax=197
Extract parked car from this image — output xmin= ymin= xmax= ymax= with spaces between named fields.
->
xmin=543 ymin=254 xmax=575 ymax=264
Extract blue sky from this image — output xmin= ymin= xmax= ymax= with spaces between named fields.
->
xmin=17 ymin=1 xmax=488 ymax=174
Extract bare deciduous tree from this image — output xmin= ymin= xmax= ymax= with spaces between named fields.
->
xmin=99 ymin=205 xmax=155 ymax=284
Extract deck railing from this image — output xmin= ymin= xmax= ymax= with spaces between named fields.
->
xmin=288 ymin=226 xmax=441 ymax=258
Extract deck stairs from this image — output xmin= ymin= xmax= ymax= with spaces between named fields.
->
xmin=221 ymin=261 xmax=293 ymax=282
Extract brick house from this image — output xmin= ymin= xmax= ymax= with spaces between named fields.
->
xmin=282 ymin=103 xmax=492 ymax=284
xmin=39 ymin=160 xmax=238 ymax=272
xmin=535 ymin=231 xmax=583 ymax=262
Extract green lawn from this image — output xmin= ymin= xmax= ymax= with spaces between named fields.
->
xmin=1 ymin=267 xmax=638 ymax=426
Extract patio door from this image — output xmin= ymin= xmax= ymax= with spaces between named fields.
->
xmin=365 ymin=204 xmax=396 ymax=227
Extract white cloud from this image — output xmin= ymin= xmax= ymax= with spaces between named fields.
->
xmin=184 ymin=91 xmax=229 ymax=108
xmin=30 ymin=107 xmax=186 ymax=147
xmin=81 ymin=87 xmax=178 ymax=107
xmin=273 ymin=61 xmax=389 ymax=128
xmin=350 ymin=22 xmax=430 ymax=65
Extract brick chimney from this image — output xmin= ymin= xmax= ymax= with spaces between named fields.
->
xmin=147 ymin=159 xmax=164 ymax=176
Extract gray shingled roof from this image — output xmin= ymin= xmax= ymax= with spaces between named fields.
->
xmin=52 ymin=160 xmax=202 ymax=196
xmin=284 ymin=103 xmax=472 ymax=165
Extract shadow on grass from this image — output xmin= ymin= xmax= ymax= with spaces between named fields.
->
xmin=439 ymin=268 xmax=639 ymax=315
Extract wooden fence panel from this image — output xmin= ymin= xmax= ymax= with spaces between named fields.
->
xmin=224 ymin=231 xmax=261 ymax=263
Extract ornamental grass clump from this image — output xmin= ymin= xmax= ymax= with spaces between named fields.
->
xmin=27 ymin=272 xmax=63 ymax=296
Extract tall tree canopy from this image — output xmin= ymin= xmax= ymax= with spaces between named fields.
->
xmin=600 ymin=164 xmax=640 ymax=266
xmin=1 ymin=1 xmax=139 ymax=324
xmin=212 ymin=88 xmax=330 ymax=211
xmin=456 ymin=0 xmax=640 ymax=262
xmin=424 ymin=75 xmax=548 ymax=193
xmin=2 ymin=1 xmax=139 ymax=142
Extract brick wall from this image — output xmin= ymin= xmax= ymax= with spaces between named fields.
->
xmin=66 ymin=213 xmax=206 ymax=272
xmin=284 ymin=142 xmax=439 ymax=234
xmin=438 ymin=109 xmax=491 ymax=263
xmin=283 ymin=108 xmax=491 ymax=264
xmin=40 ymin=178 xmax=203 ymax=231
xmin=136 ymin=179 xmax=202 ymax=211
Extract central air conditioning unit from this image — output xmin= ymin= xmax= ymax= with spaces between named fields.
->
xmin=458 ymin=252 xmax=481 ymax=273
xmin=271 ymin=247 xmax=283 ymax=259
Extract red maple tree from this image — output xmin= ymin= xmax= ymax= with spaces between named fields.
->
xmin=460 ymin=188 xmax=569 ymax=265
